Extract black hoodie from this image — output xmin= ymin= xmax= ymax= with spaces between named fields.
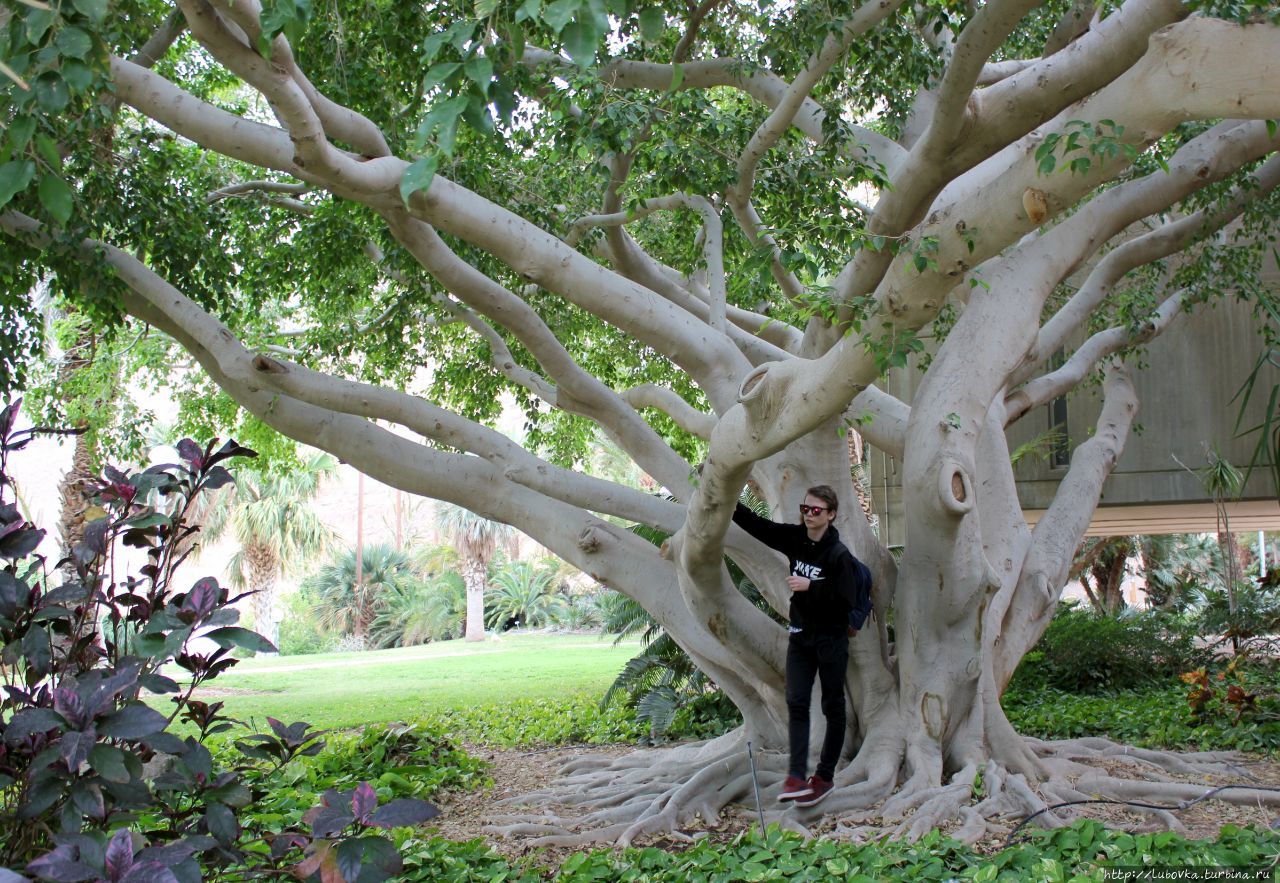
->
xmin=732 ymin=503 xmax=872 ymax=635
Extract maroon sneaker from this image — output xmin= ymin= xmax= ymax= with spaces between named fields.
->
xmin=795 ymin=775 xmax=834 ymax=807
xmin=778 ymin=775 xmax=813 ymax=802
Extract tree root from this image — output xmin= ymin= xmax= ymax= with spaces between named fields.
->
xmin=479 ymin=732 xmax=1279 ymax=848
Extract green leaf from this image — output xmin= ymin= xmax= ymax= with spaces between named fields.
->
xmin=638 ymin=8 xmax=664 ymax=42
xmin=491 ymin=76 xmax=517 ymax=125
xmin=55 ymin=27 xmax=93 ymax=59
xmin=515 ymin=0 xmax=542 ymax=21
xmin=37 ymin=173 xmax=73 ymax=224
xmin=88 ymin=745 xmax=132 ymax=784
xmin=669 ymin=62 xmax=683 ymax=91
xmin=25 ymin=10 xmax=55 ymax=46
xmin=399 ymin=156 xmax=438 ymax=205
xmin=421 ymin=62 xmax=461 ymax=94
xmin=70 ymin=0 xmax=109 ymax=23
xmin=34 ymin=74 xmax=69 ymax=113
xmin=562 ymin=19 xmax=597 ymax=66
xmin=7 ymin=117 xmax=35 ymax=152
xmin=34 ymin=133 xmax=61 ymax=169
xmin=542 ymin=0 xmax=578 ymax=33
xmin=0 ymin=160 xmax=36 ymax=210
xmin=61 ymin=60 xmax=93 ymax=92
xmin=1267 ymin=119 xmax=1277 ymax=139
xmin=99 ymin=703 xmax=168 ymax=739
xmin=204 ymin=626 xmax=277 ymax=653
xmin=463 ymin=55 xmax=493 ymax=93
xmin=460 ymin=94 xmax=494 ymax=136
xmin=474 ymin=0 xmax=501 ymax=15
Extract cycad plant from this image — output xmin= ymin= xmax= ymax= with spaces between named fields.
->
xmin=203 ymin=452 xmax=337 ymax=646
xmin=485 ymin=561 xmax=566 ymax=630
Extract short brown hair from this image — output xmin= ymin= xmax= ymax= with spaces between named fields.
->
xmin=805 ymin=485 xmax=838 ymax=512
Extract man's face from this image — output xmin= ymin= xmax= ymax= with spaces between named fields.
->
xmin=800 ymin=495 xmax=836 ymax=531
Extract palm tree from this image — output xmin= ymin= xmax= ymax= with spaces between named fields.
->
xmin=436 ymin=504 xmax=512 ymax=642
xmin=304 ymin=542 xmax=417 ymax=641
xmin=485 ymin=561 xmax=566 ymax=630
xmin=204 ymin=452 xmax=337 ymax=648
xmin=370 ymin=571 xmax=467 ymax=647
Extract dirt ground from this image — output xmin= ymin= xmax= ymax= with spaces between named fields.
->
xmin=424 ymin=743 xmax=1280 ymax=866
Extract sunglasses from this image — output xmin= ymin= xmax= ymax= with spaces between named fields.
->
xmin=798 ymin=504 xmax=830 ymax=516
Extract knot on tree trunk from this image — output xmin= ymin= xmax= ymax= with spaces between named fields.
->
xmin=937 ymin=460 xmax=974 ymax=516
xmin=577 ymin=524 xmax=605 ymax=553
xmin=251 ymin=354 xmax=288 ymax=374
xmin=737 ymin=364 xmax=769 ymax=402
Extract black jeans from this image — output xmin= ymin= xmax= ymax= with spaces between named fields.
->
xmin=785 ymin=629 xmax=848 ymax=781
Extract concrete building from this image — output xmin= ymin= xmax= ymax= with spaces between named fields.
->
xmin=868 ymin=282 xmax=1280 ymax=546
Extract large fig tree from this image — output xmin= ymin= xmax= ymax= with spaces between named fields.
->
xmin=3 ymin=0 xmax=1280 ymax=845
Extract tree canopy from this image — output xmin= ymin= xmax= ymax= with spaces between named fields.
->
xmin=3 ymin=0 xmax=1280 ymax=845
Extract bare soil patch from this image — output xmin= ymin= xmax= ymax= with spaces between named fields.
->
xmin=424 ymin=743 xmax=1280 ymax=864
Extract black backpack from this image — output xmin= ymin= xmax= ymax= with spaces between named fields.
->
xmin=847 ymin=559 xmax=873 ymax=633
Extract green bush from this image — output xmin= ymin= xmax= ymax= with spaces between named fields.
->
xmin=668 ymin=689 xmax=742 ymax=741
xmin=230 ymin=722 xmax=490 ymax=839
xmin=1003 ymin=678 xmax=1280 ymax=754
xmin=277 ymin=587 xmax=339 ymax=655
xmin=1010 ymin=604 xmax=1207 ymax=693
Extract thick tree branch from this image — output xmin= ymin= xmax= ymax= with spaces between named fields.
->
xmin=206 ymin=180 xmax=312 ymax=202
xmin=728 ymin=0 xmax=909 ymax=206
xmin=382 ymin=211 xmax=697 ymax=497
xmin=1043 ymin=0 xmax=1095 ymax=56
xmin=620 ymin=384 xmax=715 ymax=440
xmin=998 ymin=361 xmax=1139 ymax=684
xmin=0 ymin=208 xmax=688 ymax=538
xmin=847 ymin=385 xmax=911 ymax=460
xmin=825 ymin=0 xmax=1188 ymax=330
xmin=590 ymin=229 xmax=795 ymax=365
xmin=131 ymin=9 xmax=186 ymax=69
xmin=1004 ymin=289 xmax=1187 ymax=424
xmin=575 ymin=54 xmax=905 ymax=171
xmin=1014 ymin=150 xmax=1280 ymax=384
xmin=111 ymin=57 xmax=298 ymax=171
xmin=682 ymin=19 xmax=1280 ymax=578
xmin=570 ymin=193 xmax=726 ymax=332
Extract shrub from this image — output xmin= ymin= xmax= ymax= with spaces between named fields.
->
xmin=276 ymin=589 xmax=339 ymax=656
xmin=1003 ymin=675 xmax=1280 ymax=754
xmin=0 ymin=400 xmax=436 ymax=881
xmin=1010 ymin=603 xmax=1207 ymax=693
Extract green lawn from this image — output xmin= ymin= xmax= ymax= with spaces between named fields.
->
xmin=168 ymin=631 xmax=641 ymax=730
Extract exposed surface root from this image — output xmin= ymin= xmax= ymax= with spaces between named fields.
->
xmin=478 ymin=734 xmax=1280 ymax=848
xmin=484 ymin=734 xmax=773 ymax=847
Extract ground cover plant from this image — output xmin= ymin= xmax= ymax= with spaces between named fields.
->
xmin=0 ymin=407 xmax=437 ymax=882
xmin=313 ymin=820 xmax=1280 ymax=882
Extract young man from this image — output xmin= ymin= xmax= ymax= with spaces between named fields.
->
xmin=732 ymin=485 xmax=872 ymax=807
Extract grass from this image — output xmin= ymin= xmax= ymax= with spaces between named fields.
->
xmin=167 ymin=631 xmax=641 ymax=730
